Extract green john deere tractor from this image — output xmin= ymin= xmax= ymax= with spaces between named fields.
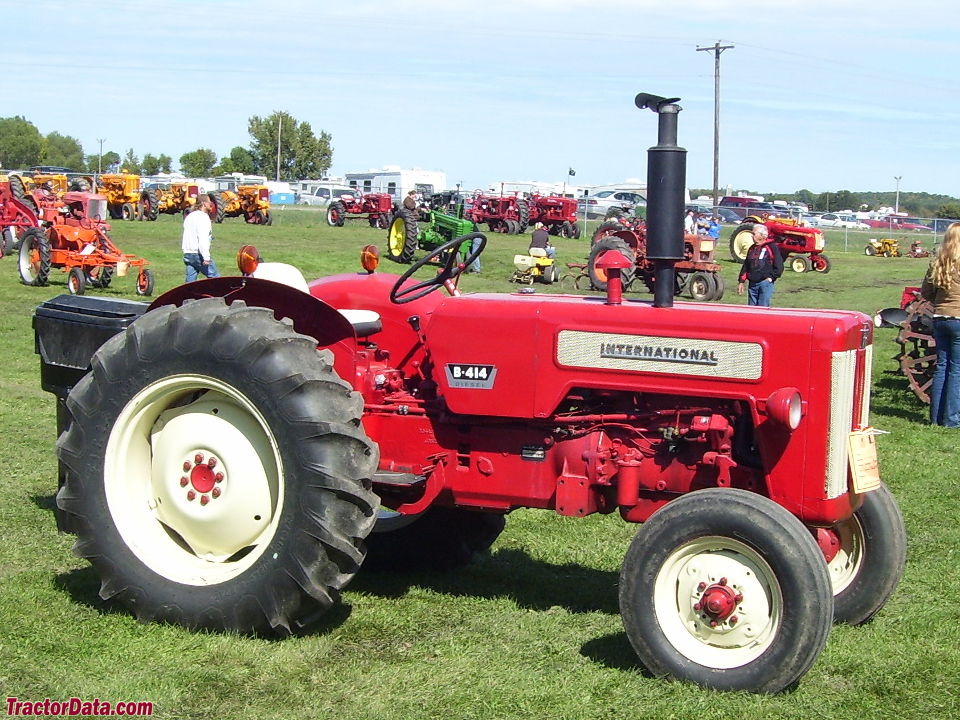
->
xmin=385 ymin=192 xmax=478 ymax=264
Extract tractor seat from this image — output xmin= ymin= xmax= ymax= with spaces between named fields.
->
xmin=529 ymin=247 xmax=548 ymax=258
xmin=338 ymin=309 xmax=382 ymax=337
xmin=251 ymin=262 xmax=381 ymax=337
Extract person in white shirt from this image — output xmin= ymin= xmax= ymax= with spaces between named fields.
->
xmin=181 ymin=196 xmax=220 ymax=282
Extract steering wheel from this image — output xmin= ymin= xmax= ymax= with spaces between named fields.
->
xmin=390 ymin=232 xmax=487 ymax=304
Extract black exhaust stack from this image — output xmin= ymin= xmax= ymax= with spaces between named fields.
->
xmin=636 ymin=93 xmax=686 ymax=308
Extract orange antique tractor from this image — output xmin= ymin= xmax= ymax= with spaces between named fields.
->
xmin=214 ymin=185 xmax=273 ymax=225
xmin=17 ymin=191 xmax=153 ymax=295
xmin=96 ymin=173 xmax=143 ymax=221
xmin=729 ymin=216 xmax=830 ymax=273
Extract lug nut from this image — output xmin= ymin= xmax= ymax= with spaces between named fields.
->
xmin=182 ymin=461 xmax=191 ymax=472
xmin=697 ymin=582 xmax=707 ymax=592
xmin=215 ymin=472 xmax=224 ymax=483
xmin=719 ymin=577 xmax=727 ymax=586
xmin=187 ymin=490 xmax=196 ymax=501
xmin=179 ymin=477 xmax=188 ymax=487
xmin=729 ymin=615 xmax=738 ymax=626
xmin=200 ymin=495 xmax=209 ymax=506
xmin=693 ymin=602 xmax=702 ymax=612
xmin=207 ymin=457 xmax=217 ymax=468
xmin=194 ymin=453 xmax=204 ymax=465
xmin=211 ymin=487 xmax=221 ymax=498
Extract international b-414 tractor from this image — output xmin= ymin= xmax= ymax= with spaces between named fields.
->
xmin=34 ymin=94 xmax=905 ymax=695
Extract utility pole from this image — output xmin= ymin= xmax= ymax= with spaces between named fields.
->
xmin=696 ymin=41 xmax=734 ymax=209
xmin=97 ymin=138 xmax=106 ymax=174
xmin=276 ymin=116 xmax=282 ymax=182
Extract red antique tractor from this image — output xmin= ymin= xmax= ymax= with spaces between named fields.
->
xmin=0 ymin=174 xmax=42 ymax=256
xmin=588 ymin=217 xmax=725 ymax=301
xmin=466 ymin=192 xmax=529 ymax=234
xmin=34 ymin=94 xmax=905 ymax=694
xmin=526 ymin=193 xmax=581 ymax=238
xmin=729 ymin=216 xmax=830 ymax=273
xmin=18 ymin=191 xmax=153 ymax=295
xmin=326 ymin=192 xmax=394 ymax=229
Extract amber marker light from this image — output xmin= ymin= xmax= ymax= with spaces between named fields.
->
xmin=766 ymin=387 xmax=803 ymax=429
xmin=360 ymin=244 xmax=379 ymax=274
xmin=237 ymin=245 xmax=261 ymax=275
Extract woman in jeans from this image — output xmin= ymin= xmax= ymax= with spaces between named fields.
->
xmin=922 ymin=222 xmax=960 ymax=427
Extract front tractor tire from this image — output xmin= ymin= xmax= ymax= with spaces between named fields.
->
xmin=619 ymin=488 xmax=833 ymax=693
xmin=385 ymin=211 xmax=419 ymax=264
xmin=18 ymin=227 xmax=51 ymax=286
xmin=823 ymin=484 xmax=906 ymax=625
xmin=55 ymin=298 xmax=380 ymax=635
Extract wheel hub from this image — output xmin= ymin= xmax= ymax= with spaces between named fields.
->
xmin=180 ymin=452 xmax=225 ymax=503
xmin=693 ymin=578 xmax=743 ymax=626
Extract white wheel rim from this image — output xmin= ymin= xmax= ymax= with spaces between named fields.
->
xmin=825 ymin=516 xmax=864 ymax=595
xmin=104 ymin=374 xmax=284 ymax=586
xmin=19 ymin=236 xmax=39 ymax=281
xmin=733 ymin=232 xmax=754 ymax=259
xmin=653 ymin=536 xmax=782 ymax=669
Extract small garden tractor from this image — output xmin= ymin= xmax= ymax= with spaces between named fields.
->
xmin=907 ymin=240 xmax=930 ymax=258
xmin=729 ymin=216 xmax=830 ymax=273
xmin=215 ymin=185 xmax=273 ymax=225
xmin=33 ymin=93 xmax=905 ymax=694
xmin=325 ymin=191 xmax=393 ymax=229
xmin=588 ymin=217 xmax=725 ymax=301
xmin=18 ymin=191 xmax=153 ymax=296
xmin=525 ymin=193 xmax=581 ymax=238
xmin=511 ymin=247 xmax=560 ymax=284
xmin=96 ymin=173 xmax=143 ymax=221
xmin=864 ymin=238 xmax=900 ymax=257
xmin=385 ymin=200 xmax=478 ymax=264
xmin=466 ymin=192 xmax=529 ymax=234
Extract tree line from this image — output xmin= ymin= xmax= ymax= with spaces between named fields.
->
xmin=0 ymin=111 xmax=333 ymax=181
xmin=691 ymin=187 xmax=960 ymax=220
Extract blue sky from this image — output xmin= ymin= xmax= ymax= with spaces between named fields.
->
xmin=6 ymin=0 xmax=959 ymax=197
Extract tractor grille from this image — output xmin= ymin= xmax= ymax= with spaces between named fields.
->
xmin=826 ymin=349 xmax=858 ymax=499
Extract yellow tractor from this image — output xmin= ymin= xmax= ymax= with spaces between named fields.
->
xmin=511 ymin=247 xmax=560 ymax=284
xmin=96 ymin=173 xmax=143 ymax=221
xmin=153 ymin=182 xmax=204 ymax=217
xmin=215 ymin=184 xmax=272 ymax=225
xmin=864 ymin=238 xmax=901 ymax=257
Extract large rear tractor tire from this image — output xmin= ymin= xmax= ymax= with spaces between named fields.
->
xmin=364 ymin=507 xmax=505 ymax=572
xmin=515 ymin=199 xmax=529 ymax=232
xmin=140 ymin=189 xmax=159 ymax=221
xmin=619 ymin=488 xmax=833 ymax=693
xmin=326 ymin=201 xmax=346 ymax=227
xmin=823 ymin=484 xmax=906 ymax=625
xmin=18 ymin=227 xmax=51 ymax=286
xmin=209 ymin=192 xmax=226 ymax=224
xmin=385 ymin=211 xmax=419 ymax=264
xmin=55 ymin=298 xmax=380 ymax=634
xmin=729 ymin=222 xmax=756 ymax=261
xmin=587 ymin=235 xmax=636 ymax=292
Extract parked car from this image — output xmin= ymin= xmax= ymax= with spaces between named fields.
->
xmin=299 ymin=184 xmax=358 ymax=207
xmin=862 ymin=216 xmax=932 ymax=232
xmin=816 ymin=213 xmax=869 ymax=230
xmin=577 ymin=190 xmax=644 ymax=219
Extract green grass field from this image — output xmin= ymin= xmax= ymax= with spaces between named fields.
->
xmin=1 ymin=209 xmax=958 ymax=719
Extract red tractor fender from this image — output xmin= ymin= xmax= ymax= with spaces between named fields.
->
xmin=149 ymin=277 xmax=360 ymax=378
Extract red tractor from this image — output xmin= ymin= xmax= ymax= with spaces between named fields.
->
xmin=526 ymin=193 xmax=581 ymax=238
xmin=326 ymin=191 xmax=395 ymax=229
xmin=18 ymin=191 xmax=153 ymax=296
xmin=466 ymin=192 xmax=529 ymax=234
xmin=875 ymin=286 xmax=934 ymax=404
xmin=34 ymin=94 xmax=905 ymax=694
xmin=729 ymin=216 xmax=830 ymax=273
xmin=588 ymin=217 xmax=725 ymax=301
xmin=0 ymin=174 xmax=42 ymax=256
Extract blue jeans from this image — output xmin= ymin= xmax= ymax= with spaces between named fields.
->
xmin=747 ymin=279 xmax=775 ymax=306
xmin=183 ymin=252 xmax=220 ymax=282
xmin=930 ymin=316 xmax=960 ymax=427
xmin=468 ymin=236 xmax=482 ymax=273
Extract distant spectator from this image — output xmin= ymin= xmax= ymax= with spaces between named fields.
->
xmin=529 ymin=222 xmax=556 ymax=259
xmin=736 ymin=224 xmax=783 ymax=306
xmin=181 ymin=196 xmax=219 ymax=282
xmin=922 ymin=222 xmax=960 ymax=427
xmin=684 ymin=210 xmax=697 ymax=234
xmin=706 ymin=216 xmax=722 ymax=240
